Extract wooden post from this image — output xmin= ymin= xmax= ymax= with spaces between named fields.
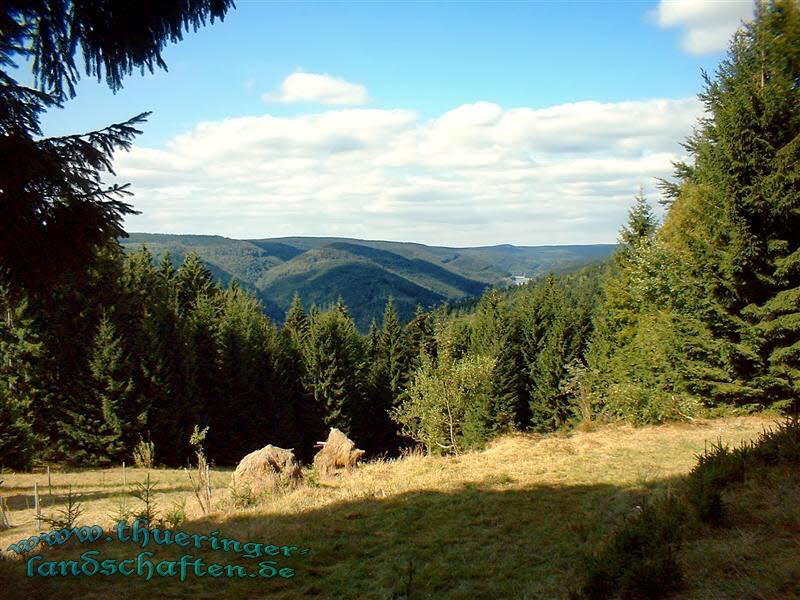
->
xmin=123 ymin=461 xmax=127 ymax=486
xmin=0 ymin=478 xmax=9 ymax=530
xmin=0 ymin=496 xmax=10 ymax=529
xmin=34 ymin=483 xmax=40 ymax=531
xmin=205 ymin=464 xmax=212 ymax=510
xmin=47 ymin=465 xmax=52 ymax=496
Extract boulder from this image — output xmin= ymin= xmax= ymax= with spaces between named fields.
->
xmin=313 ymin=428 xmax=365 ymax=476
xmin=231 ymin=445 xmax=302 ymax=497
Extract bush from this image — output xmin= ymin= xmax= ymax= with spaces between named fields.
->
xmin=579 ymin=494 xmax=687 ymax=600
xmin=392 ymin=350 xmax=497 ymax=455
xmin=603 ymin=382 xmax=702 ymax=425
xmin=130 ymin=472 xmax=158 ymax=525
xmin=132 ymin=437 xmax=155 ymax=469
xmin=229 ymin=482 xmax=258 ymax=509
xmin=685 ymin=419 xmax=800 ymax=525
xmin=161 ymin=497 xmax=187 ymax=528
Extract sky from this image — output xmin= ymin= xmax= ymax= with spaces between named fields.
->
xmin=22 ymin=0 xmax=756 ymax=247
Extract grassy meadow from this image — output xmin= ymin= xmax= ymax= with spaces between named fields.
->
xmin=2 ymin=415 xmax=796 ymax=599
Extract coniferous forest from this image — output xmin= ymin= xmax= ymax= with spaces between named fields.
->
xmin=1 ymin=1 xmax=799 ymax=475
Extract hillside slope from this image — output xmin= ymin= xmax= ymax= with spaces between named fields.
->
xmin=1 ymin=416 xmax=781 ymax=599
xmin=121 ymin=233 xmax=615 ymax=327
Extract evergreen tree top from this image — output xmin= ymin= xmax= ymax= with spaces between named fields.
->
xmin=11 ymin=0 xmax=235 ymax=100
xmin=619 ymin=188 xmax=658 ymax=248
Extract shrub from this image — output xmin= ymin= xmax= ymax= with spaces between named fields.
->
xmin=576 ymin=418 xmax=800 ymax=598
xmin=579 ymin=494 xmax=687 ymax=599
xmin=393 ymin=351 xmax=497 ymax=455
xmin=685 ymin=419 xmax=800 ymax=525
xmin=132 ymin=437 xmax=155 ymax=469
xmin=604 ymin=382 xmax=702 ymax=425
xmin=130 ymin=472 xmax=158 ymax=525
xmin=108 ymin=495 xmax=132 ymax=526
xmin=229 ymin=482 xmax=258 ymax=509
xmin=186 ymin=425 xmax=212 ymax=514
xmin=40 ymin=486 xmax=83 ymax=529
xmin=161 ymin=497 xmax=187 ymax=528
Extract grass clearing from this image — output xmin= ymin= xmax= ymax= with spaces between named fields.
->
xmin=0 ymin=416 xmax=781 ymax=598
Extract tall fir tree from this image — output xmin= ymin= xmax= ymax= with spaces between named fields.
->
xmin=490 ymin=316 xmax=533 ymax=429
xmin=470 ymin=288 xmax=507 ymax=357
xmin=89 ymin=316 xmax=135 ymax=456
xmin=175 ymin=252 xmax=217 ymax=313
xmin=304 ymin=306 xmax=365 ymax=437
xmin=158 ymin=251 xmax=177 ymax=281
xmin=654 ymin=0 xmax=800 ymax=407
xmin=528 ymin=279 xmax=580 ymax=430
xmin=284 ymin=292 xmax=310 ymax=343
xmin=0 ymin=298 xmax=43 ymax=469
xmin=379 ymin=297 xmax=409 ymax=401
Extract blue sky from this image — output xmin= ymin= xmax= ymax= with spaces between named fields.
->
xmin=21 ymin=0 xmax=756 ymax=246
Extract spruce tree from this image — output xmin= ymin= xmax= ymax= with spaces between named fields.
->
xmin=656 ymin=0 xmax=800 ymax=406
xmin=208 ymin=286 xmax=271 ymax=464
xmin=618 ymin=187 xmax=658 ymax=254
xmin=491 ymin=316 xmax=533 ymax=429
xmin=528 ymin=280 xmax=579 ymax=430
xmin=267 ymin=328 xmax=321 ymax=461
xmin=380 ymin=297 xmax=409 ymax=401
xmin=470 ymin=288 xmax=506 ymax=357
xmin=0 ymin=299 xmax=43 ymax=469
xmin=284 ymin=292 xmax=310 ymax=342
xmin=365 ymin=318 xmax=381 ymax=362
xmin=175 ymin=252 xmax=217 ymax=313
xmin=60 ymin=398 xmax=124 ymax=466
xmin=89 ymin=316 xmax=135 ymax=456
xmin=304 ymin=307 xmax=364 ymax=437
xmin=405 ymin=306 xmax=437 ymax=370
xmin=158 ymin=251 xmax=177 ymax=280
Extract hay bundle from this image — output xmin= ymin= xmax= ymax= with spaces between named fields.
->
xmin=231 ymin=445 xmax=303 ymax=497
xmin=313 ymin=428 xmax=365 ymax=476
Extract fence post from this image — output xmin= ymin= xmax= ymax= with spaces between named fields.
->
xmin=34 ymin=483 xmax=41 ymax=531
xmin=123 ymin=461 xmax=127 ymax=486
xmin=0 ymin=496 xmax=10 ymax=529
xmin=206 ymin=463 xmax=212 ymax=510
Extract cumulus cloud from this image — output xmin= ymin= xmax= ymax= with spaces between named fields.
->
xmin=654 ymin=0 xmax=754 ymax=54
xmin=262 ymin=71 xmax=369 ymax=105
xmin=114 ymin=97 xmax=704 ymax=246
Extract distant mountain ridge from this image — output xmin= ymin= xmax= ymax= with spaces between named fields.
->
xmin=121 ymin=233 xmax=616 ymax=329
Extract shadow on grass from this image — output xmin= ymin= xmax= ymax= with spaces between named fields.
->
xmin=1 ymin=475 xmax=684 ymax=600
xmin=3 ymin=485 xmax=196 ymax=511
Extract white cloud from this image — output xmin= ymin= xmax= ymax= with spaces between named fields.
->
xmin=114 ymin=97 xmax=704 ymax=246
xmin=262 ymin=72 xmax=370 ymax=105
xmin=654 ymin=0 xmax=754 ymax=54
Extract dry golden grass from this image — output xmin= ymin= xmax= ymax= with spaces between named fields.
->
xmin=0 ymin=415 xmax=780 ymax=599
xmin=0 ymin=467 xmax=231 ymax=548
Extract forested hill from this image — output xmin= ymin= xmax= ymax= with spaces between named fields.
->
xmin=120 ymin=233 xmax=616 ymax=329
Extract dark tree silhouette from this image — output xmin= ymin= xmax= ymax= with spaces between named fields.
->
xmin=0 ymin=1 xmax=235 ymax=309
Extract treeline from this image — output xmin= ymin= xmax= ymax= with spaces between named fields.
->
xmin=0 ymin=243 xmax=457 ymax=469
xmin=0 ymin=248 xmax=313 ymax=469
xmin=0 ymin=240 xmax=603 ymax=469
